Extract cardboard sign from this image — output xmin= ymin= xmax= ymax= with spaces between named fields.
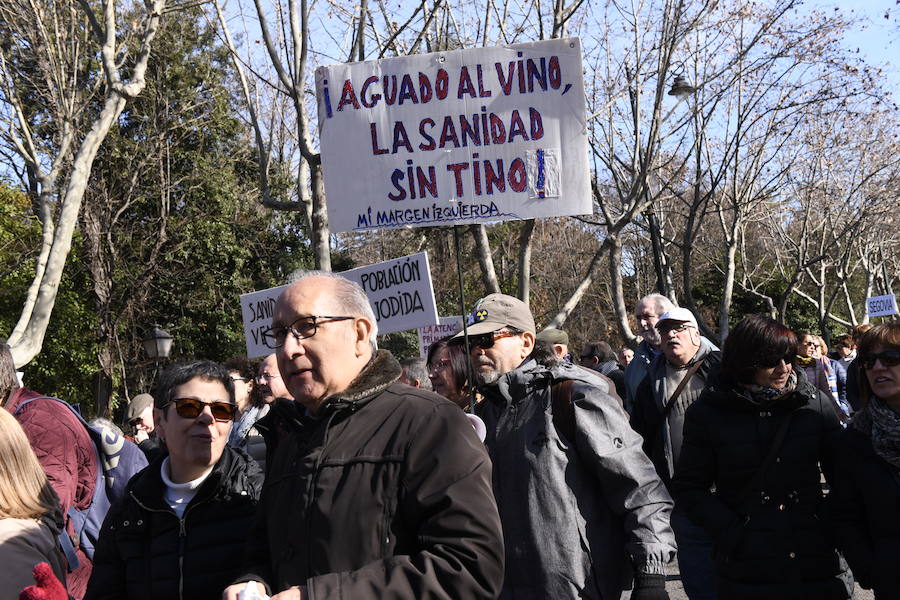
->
xmin=418 ymin=316 xmax=463 ymax=358
xmin=867 ymin=294 xmax=899 ymax=318
xmin=315 ymin=38 xmax=591 ymax=232
xmin=240 ymin=253 xmax=440 ymax=358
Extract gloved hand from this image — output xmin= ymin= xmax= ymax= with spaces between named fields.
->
xmin=19 ymin=562 xmax=67 ymax=600
xmin=631 ymin=572 xmax=669 ymax=600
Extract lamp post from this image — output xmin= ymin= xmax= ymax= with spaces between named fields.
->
xmin=142 ymin=325 xmax=174 ymax=387
xmin=644 ymin=72 xmax=699 ymax=299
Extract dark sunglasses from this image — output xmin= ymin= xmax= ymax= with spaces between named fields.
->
xmin=756 ymin=353 xmax=795 ymax=369
xmin=167 ymin=398 xmax=236 ymax=422
xmin=450 ymin=330 xmax=520 ymax=350
xmin=128 ymin=417 xmax=143 ymax=428
xmin=860 ymin=350 xmax=900 ymax=370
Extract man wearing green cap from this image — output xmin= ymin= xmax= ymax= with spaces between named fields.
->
xmin=453 ymin=293 xmax=676 ymax=600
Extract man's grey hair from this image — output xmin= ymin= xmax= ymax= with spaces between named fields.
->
xmin=399 ymin=357 xmax=431 ymax=390
xmin=636 ymin=293 xmax=675 ymax=316
xmin=288 ymin=270 xmax=379 ymax=351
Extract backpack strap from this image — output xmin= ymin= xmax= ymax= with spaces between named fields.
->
xmin=551 ymin=379 xmax=576 ymax=444
xmin=659 ymin=358 xmax=704 ymax=420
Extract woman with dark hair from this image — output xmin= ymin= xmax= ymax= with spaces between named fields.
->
xmin=672 ymin=315 xmax=851 ymax=599
xmin=85 ymin=360 xmax=263 ymax=600
xmin=830 ymin=321 xmax=900 ymax=598
xmin=426 ymin=336 xmax=472 ymax=409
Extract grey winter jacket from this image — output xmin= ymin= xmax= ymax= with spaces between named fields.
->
xmin=478 ymin=357 xmax=676 ymax=600
xmin=631 ymin=340 xmax=721 ymax=486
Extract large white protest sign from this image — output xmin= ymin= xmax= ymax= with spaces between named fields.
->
xmin=867 ymin=294 xmax=898 ymax=318
xmin=240 ymin=252 xmax=440 ymax=358
xmin=315 ymin=38 xmax=591 ymax=232
xmin=418 ymin=316 xmax=463 ymax=358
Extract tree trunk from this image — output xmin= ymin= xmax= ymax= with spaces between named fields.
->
xmin=9 ymin=94 xmax=129 ymax=366
xmin=517 ymin=219 xmax=535 ymax=303
xmin=310 ymin=162 xmax=331 ymax=270
xmin=607 ymin=233 xmax=637 ymax=348
xmin=470 ymin=224 xmax=500 ymax=294
xmin=718 ymin=239 xmax=738 ymax=340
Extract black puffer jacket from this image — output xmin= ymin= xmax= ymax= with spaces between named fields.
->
xmin=84 ymin=446 xmax=263 ymax=600
xmin=233 ymin=350 xmax=504 ymax=599
xmin=829 ymin=419 xmax=900 ymax=597
xmin=671 ymin=369 xmax=851 ymax=600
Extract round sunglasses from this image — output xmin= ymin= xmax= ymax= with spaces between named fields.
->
xmin=167 ymin=397 xmax=236 ymax=422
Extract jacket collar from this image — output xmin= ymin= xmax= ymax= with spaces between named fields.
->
xmin=701 ymin=366 xmax=814 ymax=414
xmin=128 ymin=445 xmax=252 ymax=511
xmin=322 ymin=350 xmax=402 ymax=414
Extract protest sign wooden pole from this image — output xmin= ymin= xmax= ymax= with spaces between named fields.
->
xmin=453 ymin=225 xmax=477 ymax=412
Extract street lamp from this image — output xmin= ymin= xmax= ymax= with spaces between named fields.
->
xmin=667 ymin=74 xmax=697 ymax=98
xmin=142 ymin=325 xmax=174 ymax=360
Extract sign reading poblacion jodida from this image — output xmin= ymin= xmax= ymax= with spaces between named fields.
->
xmin=315 ymin=38 xmax=591 ymax=232
xmin=240 ymin=253 xmax=440 ymax=358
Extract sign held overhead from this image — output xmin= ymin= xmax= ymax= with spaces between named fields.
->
xmin=240 ymin=253 xmax=440 ymax=358
xmin=315 ymin=38 xmax=591 ymax=232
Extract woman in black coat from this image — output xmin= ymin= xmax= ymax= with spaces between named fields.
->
xmin=671 ymin=315 xmax=851 ymax=600
xmin=830 ymin=321 xmax=900 ymax=598
xmin=85 ymin=361 xmax=263 ymax=600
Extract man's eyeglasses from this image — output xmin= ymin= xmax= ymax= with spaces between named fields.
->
xmin=450 ymin=330 xmax=520 ymax=350
xmin=166 ymin=398 xmax=237 ymax=422
xmin=860 ymin=350 xmax=900 ymax=370
xmin=128 ymin=417 xmax=143 ymax=428
xmin=231 ymin=376 xmax=251 ymax=383
xmin=658 ymin=323 xmax=694 ymax=335
xmin=263 ymin=315 xmax=354 ymax=348
xmin=756 ymin=354 xmax=795 ymax=369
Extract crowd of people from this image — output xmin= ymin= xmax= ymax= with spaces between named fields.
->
xmin=1 ymin=273 xmax=898 ymax=600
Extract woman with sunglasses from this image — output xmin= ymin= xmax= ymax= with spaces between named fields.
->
xmin=830 ymin=321 xmax=900 ymax=598
xmin=85 ymin=361 xmax=263 ymax=600
xmin=672 ymin=315 xmax=851 ymax=599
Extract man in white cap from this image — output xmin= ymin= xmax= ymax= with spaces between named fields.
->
xmin=455 ymin=293 xmax=675 ymax=600
xmin=631 ymin=307 xmax=721 ymax=600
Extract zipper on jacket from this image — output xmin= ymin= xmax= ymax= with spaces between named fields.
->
xmin=131 ymin=490 xmax=211 ymax=600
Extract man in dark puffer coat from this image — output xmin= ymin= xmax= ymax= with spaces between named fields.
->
xmin=672 ymin=367 xmax=852 ymax=599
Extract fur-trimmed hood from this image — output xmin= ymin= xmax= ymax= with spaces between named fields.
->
xmin=325 ymin=349 xmax=402 ymax=409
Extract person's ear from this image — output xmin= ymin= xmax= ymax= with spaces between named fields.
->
xmin=352 ymin=317 xmax=374 ymax=356
xmin=153 ymin=407 xmax=167 ymax=441
xmin=520 ymin=331 xmax=535 ymax=360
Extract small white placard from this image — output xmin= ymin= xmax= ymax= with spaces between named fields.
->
xmin=417 ymin=316 xmax=463 ymax=358
xmin=867 ymin=294 xmax=899 ymax=318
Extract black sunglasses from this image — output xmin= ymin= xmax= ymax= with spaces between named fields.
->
xmin=450 ymin=330 xmax=520 ymax=350
xmin=167 ymin=398 xmax=236 ymax=422
xmin=860 ymin=350 xmax=900 ymax=370
xmin=756 ymin=353 xmax=795 ymax=369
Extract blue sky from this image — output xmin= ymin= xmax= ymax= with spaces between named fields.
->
xmin=803 ymin=1 xmax=899 ymax=99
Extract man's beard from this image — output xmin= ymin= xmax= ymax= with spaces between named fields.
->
xmin=475 ymin=368 xmax=501 ymax=386
xmin=640 ymin=326 xmax=661 ymax=347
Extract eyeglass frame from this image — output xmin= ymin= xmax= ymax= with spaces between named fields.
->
xmin=263 ymin=315 xmax=355 ymax=348
xmin=657 ymin=322 xmax=695 ymax=335
xmin=450 ymin=329 xmax=523 ymax=350
xmin=164 ymin=397 xmax=237 ymax=422
xmin=860 ymin=349 xmax=900 ymax=370
xmin=755 ymin=353 xmax=796 ymax=369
